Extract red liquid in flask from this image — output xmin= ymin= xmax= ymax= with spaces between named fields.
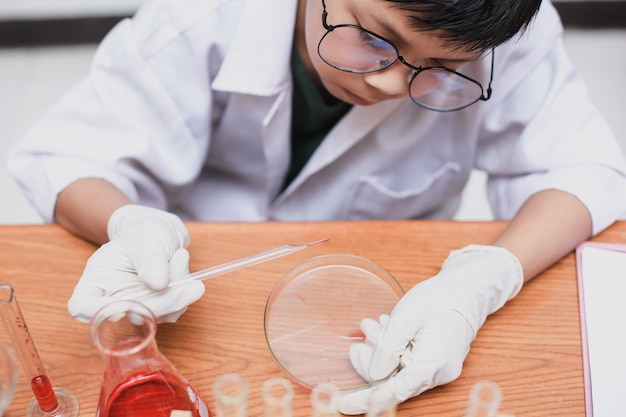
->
xmin=102 ymin=371 xmax=209 ymax=417
xmin=31 ymin=374 xmax=59 ymax=412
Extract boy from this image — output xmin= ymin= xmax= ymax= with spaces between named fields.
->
xmin=8 ymin=0 xmax=626 ymax=413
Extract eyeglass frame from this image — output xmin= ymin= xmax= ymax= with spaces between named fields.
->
xmin=317 ymin=0 xmax=495 ymax=111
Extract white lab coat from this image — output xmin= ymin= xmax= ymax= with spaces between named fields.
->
xmin=8 ymin=0 xmax=626 ymax=234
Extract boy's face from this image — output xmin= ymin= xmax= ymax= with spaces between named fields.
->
xmin=300 ymin=0 xmax=483 ymax=107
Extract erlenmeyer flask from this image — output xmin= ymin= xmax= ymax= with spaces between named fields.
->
xmin=90 ymin=300 xmax=210 ymax=417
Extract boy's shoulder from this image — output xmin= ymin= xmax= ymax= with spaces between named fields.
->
xmin=126 ymin=0 xmax=295 ymax=60
xmin=124 ymin=0 xmax=248 ymax=57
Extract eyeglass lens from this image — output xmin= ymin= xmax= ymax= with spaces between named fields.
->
xmin=409 ymin=69 xmax=483 ymax=111
xmin=318 ymin=26 xmax=399 ymax=73
xmin=318 ymin=25 xmax=486 ymax=111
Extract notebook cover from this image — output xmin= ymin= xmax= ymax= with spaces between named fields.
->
xmin=575 ymin=241 xmax=626 ymax=417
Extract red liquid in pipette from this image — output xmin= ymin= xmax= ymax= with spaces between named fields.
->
xmin=31 ymin=374 xmax=59 ymax=412
xmin=103 ymin=372 xmax=209 ymax=417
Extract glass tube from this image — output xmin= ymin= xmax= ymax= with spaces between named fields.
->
xmin=0 ymin=284 xmax=79 ymax=417
xmin=213 ymin=373 xmax=249 ymax=417
xmin=464 ymin=380 xmax=502 ymax=417
xmin=262 ymin=377 xmax=294 ymax=417
xmin=310 ymin=383 xmax=339 ymax=417
xmin=0 ymin=340 xmax=18 ymax=415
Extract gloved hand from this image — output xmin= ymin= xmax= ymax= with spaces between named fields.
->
xmin=337 ymin=244 xmax=523 ymax=415
xmin=68 ymin=204 xmax=205 ymax=323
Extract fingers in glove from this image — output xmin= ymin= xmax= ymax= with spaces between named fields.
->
xmin=68 ymin=258 xmax=141 ymax=322
xmin=368 ymin=314 xmax=421 ymax=380
xmin=157 ymin=306 xmax=189 ymax=324
xmin=349 ymin=343 xmax=375 ymax=381
xmin=130 ymin=246 xmax=190 ymax=291
xmin=118 ymin=226 xmax=187 ymax=290
xmin=360 ymin=314 xmax=472 ymax=407
xmin=135 ymin=280 xmax=205 ymax=323
xmin=338 ymin=379 xmax=399 ymax=415
xmin=338 ymin=385 xmax=374 ymax=415
xmin=68 ymin=290 xmax=128 ymax=324
xmin=69 ymin=274 xmax=205 ymax=324
xmin=132 ymin=254 xmax=171 ymax=290
xmin=132 ymin=244 xmax=189 ymax=291
xmin=392 ymin=314 xmax=472 ymax=389
xmin=170 ymin=248 xmax=190 ymax=281
xmin=350 ymin=314 xmax=392 ymax=380
xmin=360 ymin=314 xmax=390 ymax=345
xmin=338 ymin=357 xmax=438 ymax=416
xmin=366 ymin=382 xmax=399 ymax=417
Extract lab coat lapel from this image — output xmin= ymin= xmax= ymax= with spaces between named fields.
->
xmin=210 ymin=0 xmax=405 ymax=199
xmin=293 ymin=99 xmax=404 ymax=184
xmin=212 ymin=0 xmax=297 ymax=199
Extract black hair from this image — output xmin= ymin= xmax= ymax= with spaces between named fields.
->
xmin=385 ymin=0 xmax=542 ymax=52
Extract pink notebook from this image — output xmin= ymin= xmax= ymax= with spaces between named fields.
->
xmin=576 ymin=241 xmax=626 ymax=417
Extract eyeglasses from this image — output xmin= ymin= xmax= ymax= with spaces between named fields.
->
xmin=317 ymin=0 xmax=494 ymax=112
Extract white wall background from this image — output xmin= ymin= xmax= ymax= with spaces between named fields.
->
xmin=1 ymin=0 xmax=619 ymax=20
xmin=0 ymin=0 xmax=142 ymax=19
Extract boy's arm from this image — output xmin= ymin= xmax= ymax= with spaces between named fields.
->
xmin=55 ymin=178 xmax=132 ymax=245
xmin=338 ymin=188 xmax=594 ymax=414
xmin=56 ymin=178 xmax=205 ymax=323
xmin=493 ymin=188 xmax=592 ymax=282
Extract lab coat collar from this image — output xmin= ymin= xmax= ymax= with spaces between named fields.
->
xmin=212 ymin=0 xmax=298 ymax=96
xmin=285 ymin=98 xmax=407 ymax=191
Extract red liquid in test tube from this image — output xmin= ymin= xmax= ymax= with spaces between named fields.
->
xmin=31 ymin=374 xmax=59 ymax=411
xmin=0 ymin=284 xmax=79 ymax=417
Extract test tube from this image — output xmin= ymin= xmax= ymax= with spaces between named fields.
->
xmin=310 ymin=383 xmax=340 ymax=417
xmin=262 ymin=377 xmax=294 ymax=417
xmin=366 ymin=384 xmax=397 ymax=417
xmin=213 ymin=373 xmax=249 ymax=417
xmin=0 ymin=284 xmax=79 ymax=417
xmin=464 ymin=380 xmax=502 ymax=417
xmin=0 ymin=340 xmax=18 ymax=415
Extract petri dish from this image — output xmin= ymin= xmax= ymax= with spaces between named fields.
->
xmin=264 ymin=254 xmax=404 ymax=391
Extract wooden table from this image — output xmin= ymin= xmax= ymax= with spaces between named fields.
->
xmin=2 ymin=220 xmax=623 ymax=416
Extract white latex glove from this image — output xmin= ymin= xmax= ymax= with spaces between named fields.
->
xmin=338 ymin=244 xmax=523 ymax=415
xmin=68 ymin=204 xmax=205 ymax=323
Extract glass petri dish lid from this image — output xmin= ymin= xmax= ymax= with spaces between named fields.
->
xmin=264 ymin=254 xmax=404 ymax=391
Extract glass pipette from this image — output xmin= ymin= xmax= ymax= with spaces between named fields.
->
xmin=172 ymin=238 xmax=329 ymax=286
xmin=128 ymin=238 xmax=329 ymax=297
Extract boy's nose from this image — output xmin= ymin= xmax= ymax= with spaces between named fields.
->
xmin=362 ymin=64 xmax=412 ymax=97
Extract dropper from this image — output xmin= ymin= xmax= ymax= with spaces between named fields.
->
xmin=126 ymin=238 xmax=329 ymax=297
xmin=170 ymin=237 xmax=329 ymax=287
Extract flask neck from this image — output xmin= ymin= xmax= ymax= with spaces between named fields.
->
xmin=100 ymin=337 xmax=163 ymax=375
